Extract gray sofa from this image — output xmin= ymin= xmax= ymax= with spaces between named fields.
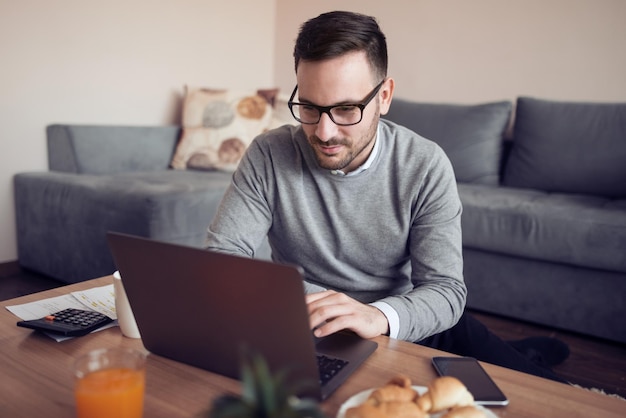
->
xmin=385 ymin=97 xmax=626 ymax=344
xmin=14 ymin=125 xmax=271 ymax=284
xmin=14 ymin=97 xmax=626 ymax=344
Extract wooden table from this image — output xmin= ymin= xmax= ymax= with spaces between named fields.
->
xmin=1 ymin=276 xmax=624 ymax=417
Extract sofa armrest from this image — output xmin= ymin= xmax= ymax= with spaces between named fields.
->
xmin=47 ymin=124 xmax=181 ymax=174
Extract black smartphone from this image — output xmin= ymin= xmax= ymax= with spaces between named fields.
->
xmin=432 ymin=356 xmax=509 ymax=406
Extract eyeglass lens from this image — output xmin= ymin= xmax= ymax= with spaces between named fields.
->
xmin=290 ymin=104 xmax=362 ymax=125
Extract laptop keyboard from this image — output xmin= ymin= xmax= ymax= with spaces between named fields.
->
xmin=317 ymin=354 xmax=349 ymax=385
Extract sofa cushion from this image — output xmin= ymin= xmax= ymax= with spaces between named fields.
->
xmin=171 ymin=87 xmax=279 ymax=171
xmin=384 ymin=99 xmax=512 ymax=185
xmin=47 ymin=125 xmax=180 ymax=174
xmin=15 ymin=169 xmax=273 ymax=283
xmin=503 ymin=97 xmax=626 ymax=197
xmin=458 ymin=183 xmax=626 ymax=273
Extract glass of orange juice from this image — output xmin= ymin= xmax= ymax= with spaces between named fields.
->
xmin=74 ymin=347 xmax=146 ymax=418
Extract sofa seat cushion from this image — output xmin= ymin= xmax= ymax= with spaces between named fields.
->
xmin=15 ymin=169 xmax=272 ymax=283
xmin=16 ymin=169 xmax=232 ymax=245
xmin=458 ymin=183 xmax=626 ymax=273
xmin=89 ymin=170 xmax=233 ymax=239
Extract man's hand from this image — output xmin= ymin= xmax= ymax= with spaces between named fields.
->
xmin=306 ymin=290 xmax=389 ymax=339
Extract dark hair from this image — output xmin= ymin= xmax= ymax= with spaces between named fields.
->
xmin=293 ymin=11 xmax=388 ymax=81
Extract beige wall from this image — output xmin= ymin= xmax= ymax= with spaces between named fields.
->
xmin=275 ymin=0 xmax=626 ymax=102
xmin=2 ymin=0 xmax=625 ymax=265
xmin=0 ymin=0 xmax=276 ymax=263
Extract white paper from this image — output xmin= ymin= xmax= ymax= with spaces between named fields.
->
xmin=70 ymin=285 xmax=117 ymax=319
xmin=6 ymin=294 xmax=89 ymax=321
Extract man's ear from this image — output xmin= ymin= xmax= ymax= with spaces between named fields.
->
xmin=379 ymin=78 xmax=395 ymax=116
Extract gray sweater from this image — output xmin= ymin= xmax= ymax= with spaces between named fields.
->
xmin=206 ymin=119 xmax=466 ymax=341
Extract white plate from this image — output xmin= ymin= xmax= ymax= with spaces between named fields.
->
xmin=336 ymin=386 xmax=498 ymax=418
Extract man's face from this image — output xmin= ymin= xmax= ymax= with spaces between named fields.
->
xmin=295 ymin=51 xmax=393 ymax=173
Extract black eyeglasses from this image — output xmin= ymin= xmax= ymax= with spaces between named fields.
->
xmin=287 ymin=79 xmax=386 ymax=126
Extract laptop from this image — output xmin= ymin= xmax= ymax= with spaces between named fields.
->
xmin=106 ymin=232 xmax=378 ymax=400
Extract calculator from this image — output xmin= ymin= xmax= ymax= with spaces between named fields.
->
xmin=16 ymin=308 xmax=114 ymax=337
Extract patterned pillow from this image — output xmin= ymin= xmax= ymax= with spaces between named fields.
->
xmin=171 ymin=86 xmax=280 ymax=171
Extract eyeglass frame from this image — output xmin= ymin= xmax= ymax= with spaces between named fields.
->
xmin=287 ymin=79 xmax=386 ymax=126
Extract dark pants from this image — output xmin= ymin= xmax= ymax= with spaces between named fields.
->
xmin=417 ymin=312 xmax=566 ymax=383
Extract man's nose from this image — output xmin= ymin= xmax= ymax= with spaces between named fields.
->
xmin=314 ymin=112 xmax=339 ymax=142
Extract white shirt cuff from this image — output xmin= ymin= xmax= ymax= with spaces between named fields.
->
xmin=369 ymin=301 xmax=400 ymax=339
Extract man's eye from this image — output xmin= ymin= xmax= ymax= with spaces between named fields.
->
xmin=334 ymin=106 xmax=359 ymax=114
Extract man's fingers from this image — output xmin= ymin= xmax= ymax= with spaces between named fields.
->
xmin=305 ymin=290 xmax=389 ymax=339
xmin=309 ymin=300 xmax=352 ymax=331
xmin=305 ymin=289 xmax=335 ymax=304
xmin=313 ymin=315 xmax=351 ymax=338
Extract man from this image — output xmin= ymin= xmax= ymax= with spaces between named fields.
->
xmin=206 ymin=10 xmax=568 ymax=381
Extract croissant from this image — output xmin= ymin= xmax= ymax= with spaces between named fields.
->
xmin=416 ymin=376 xmax=474 ymax=413
xmin=376 ymin=400 xmax=427 ymax=418
xmin=441 ymin=405 xmax=486 ymax=418
xmin=346 ymin=375 xmax=423 ymax=418
xmin=369 ymin=384 xmax=419 ymax=404
xmin=386 ymin=375 xmax=412 ymax=388
xmin=345 ymin=400 xmax=387 ymax=418
xmin=346 ymin=399 xmax=427 ymax=418
xmin=346 ymin=375 xmax=480 ymax=418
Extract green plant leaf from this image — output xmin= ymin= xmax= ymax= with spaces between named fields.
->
xmin=211 ymin=349 xmax=327 ymax=418
xmin=253 ymin=352 xmax=279 ymax=415
xmin=210 ymin=395 xmax=254 ymax=418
